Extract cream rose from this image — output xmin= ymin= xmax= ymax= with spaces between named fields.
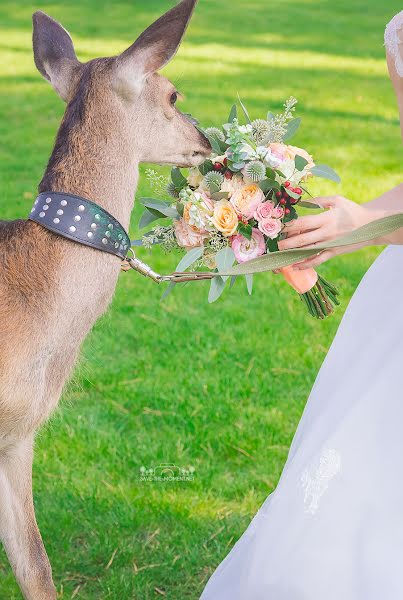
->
xmin=268 ymin=143 xmax=314 ymax=170
xmin=211 ymin=201 xmax=239 ymax=237
xmin=230 ymin=184 xmax=265 ymax=219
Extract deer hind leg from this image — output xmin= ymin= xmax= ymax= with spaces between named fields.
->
xmin=0 ymin=435 xmax=56 ymax=600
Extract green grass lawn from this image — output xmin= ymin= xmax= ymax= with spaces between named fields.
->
xmin=0 ymin=0 xmax=401 ymax=597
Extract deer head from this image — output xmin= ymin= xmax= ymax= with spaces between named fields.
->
xmin=32 ymin=0 xmax=211 ymax=171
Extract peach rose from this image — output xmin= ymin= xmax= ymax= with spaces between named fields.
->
xmin=175 ymin=218 xmax=207 ymax=250
xmin=211 ymin=201 xmax=238 ymax=237
xmin=258 ymin=217 xmax=282 ymax=239
xmin=230 ymin=184 xmax=265 ymax=219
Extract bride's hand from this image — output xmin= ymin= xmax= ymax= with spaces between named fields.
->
xmin=277 ymin=196 xmax=371 ymax=270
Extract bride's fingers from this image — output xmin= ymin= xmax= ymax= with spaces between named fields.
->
xmin=278 ymin=226 xmax=330 ymax=250
xmin=284 ymin=213 xmax=328 ymax=236
xmin=310 ymin=195 xmax=347 ymax=210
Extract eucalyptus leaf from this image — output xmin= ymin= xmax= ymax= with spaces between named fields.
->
xmin=283 ymin=117 xmax=301 ymax=141
xmin=295 ymin=154 xmax=308 ymax=171
xmin=175 ymin=246 xmax=205 ymax=272
xmin=228 ymin=104 xmax=238 ymax=123
xmin=216 ymin=247 xmax=235 ymax=281
xmin=310 ymin=164 xmax=341 ymax=183
xmin=245 ymin=273 xmax=253 ymax=295
xmin=208 ymin=276 xmax=227 ymax=303
xmin=161 ymin=282 xmax=176 ymax=301
xmin=299 ymin=201 xmax=322 ymax=209
xmin=207 ymin=136 xmax=221 ymax=154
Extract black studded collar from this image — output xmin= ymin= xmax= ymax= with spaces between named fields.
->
xmin=29 ymin=192 xmax=131 ymax=260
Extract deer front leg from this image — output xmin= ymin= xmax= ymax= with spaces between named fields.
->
xmin=0 ymin=435 xmax=56 ymax=600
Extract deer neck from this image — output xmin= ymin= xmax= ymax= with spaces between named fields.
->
xmin=38 ymin=101 xmax=140 ymax=231
xmin=33 ymin=100 xmax=141 ymax=330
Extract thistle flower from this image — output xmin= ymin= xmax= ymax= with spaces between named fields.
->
xmin=244 ymin=160 xmax=266 ymax=182
xmin=205 ymin=127 xmax=225 ymax=142
xmin=251 ymin=119 xmax=271 ymax=144
xmin=203 ymin=171 xmax=224 ymax=193
xmin=166 ymin=182 xmax=179 ymax=198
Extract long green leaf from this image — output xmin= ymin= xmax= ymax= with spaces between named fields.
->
xmin=245 ymin=274 xmax=253 ymax=295
xmin=283 ymin=117 xmax=301 ymax=141
xmin=175 ymin=247 xmax=205 ymax=272
xmin=215 ymin=247 xmax=235 ymax=282
xmin=140 ymin=197 xmax=179 ymax=218
xmin=311 ymin=164 xmax=341 ymax=183
xmin=208 ymin=276 xmax=227 ymax=303
xmin=295 ymin=154 xmax=308 ymax=171
xmin=139 ymin=208 xmax=166 ymax=229
xmin=237 ymin=95 xmax=251 ymax=123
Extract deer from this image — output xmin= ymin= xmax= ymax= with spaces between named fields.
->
xmin=0 ymin=1 xmax=211 ymax=598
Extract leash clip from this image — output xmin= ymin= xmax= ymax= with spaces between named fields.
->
xmin=121 ymin=249 xmax=216 ymax=284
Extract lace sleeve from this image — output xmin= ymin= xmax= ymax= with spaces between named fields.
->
xmin=385 ymin=11 xmax=403 ymax=77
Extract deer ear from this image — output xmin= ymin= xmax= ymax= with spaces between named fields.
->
xmin=115 ymin=0 xmax=198 ymax=90
xmin=32 ymin=11 xmax=80 ymax=102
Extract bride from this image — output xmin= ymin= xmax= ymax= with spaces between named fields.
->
xmin=200 ymin=12 xmax=403 ymax=600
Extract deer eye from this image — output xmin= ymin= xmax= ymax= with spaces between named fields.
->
xmin=170 ymin=91 xmax=178 ymax=106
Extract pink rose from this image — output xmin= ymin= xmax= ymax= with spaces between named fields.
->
xmin=231 ymin=228 xmax=266 ymax=264
xmin=272 ymin=205 xmax=285 ymax=219
xmin=255 ymin=201 xmax=274 ymax=221
xmin=230 ymin=184 xmax=265 ymax=219
xmin=174 ymin=218 xmax=207 ymax=250
xmin=258 ymin=217 xmax=282 ymax=239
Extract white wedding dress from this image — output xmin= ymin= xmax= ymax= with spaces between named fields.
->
xmin=200 ymin=14 xmax=403 ymax=600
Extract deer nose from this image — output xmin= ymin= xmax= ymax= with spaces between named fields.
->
xmin=194 ymin=131 xmax=212 ymax=157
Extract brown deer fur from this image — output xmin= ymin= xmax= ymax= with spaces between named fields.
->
xmin=0 ymin=2 xmax=210 ymax=598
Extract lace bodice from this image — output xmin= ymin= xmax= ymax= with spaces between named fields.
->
xmin=385 ymin=11 xmax=403 ymax=76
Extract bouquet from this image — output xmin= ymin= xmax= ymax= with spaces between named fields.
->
xmin=138 ymin=97 xmax=341 ymax=318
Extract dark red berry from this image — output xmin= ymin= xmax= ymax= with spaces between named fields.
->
xmin=224 ymin=170 xmax=233 ymax=180
xmin=280 ymin=199 xmax=286 ymax=205
xmin=295 ymin=187 xmax=303 ymax=195
xmin=284 ymin=181 xmax=291 ymax=188
xmin=285 ymin=208 xmax=291 ymax=214
xmin=223 ymin=158 xmax=228 ymax=166
xmin=213 ymin=162 xmax=223 ymax=171
xmin=275 ymin=191 xmax=282 ymax=198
